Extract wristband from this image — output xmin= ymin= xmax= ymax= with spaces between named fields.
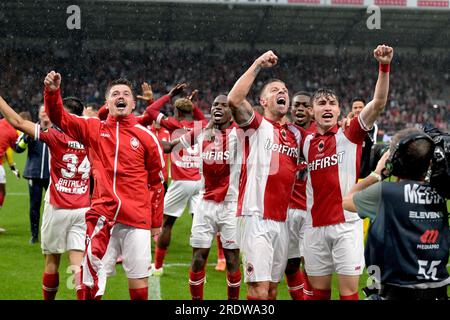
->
xmin=379 ymin=63 xmax=390 ymax=73
xmin=369 ymin=171 xmax=382 ymax=182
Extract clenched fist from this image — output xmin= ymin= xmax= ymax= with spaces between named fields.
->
xmin=255 ymin=50 xmax=278 ymax=68
xmin=373 ymin=45 xmax=394 ymax=65
xmin=44 ymin=71 xmax=61 ymax=91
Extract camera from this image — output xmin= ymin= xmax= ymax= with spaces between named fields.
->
xmin=369 ymin=142 xmax=390 ymax=174
xmin=422 ymin=124 xmax=450 ymax=199
xmin=369 ymin=124 xmax=449 ymax=199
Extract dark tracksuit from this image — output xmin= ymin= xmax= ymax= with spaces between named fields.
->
xmin=16 ymin=132 xmax=50 ymax=240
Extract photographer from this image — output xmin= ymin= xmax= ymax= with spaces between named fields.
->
xmin=343 ymin=127 xmax=449 ymax=300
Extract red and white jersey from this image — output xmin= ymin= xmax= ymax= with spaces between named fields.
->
xmin=180 ymin=123 xmax=242 ymax=203
xmin=289 ymin=124 xmax=316 ymax=211
xmin=0 ymin=119 xmax=18 ymax=164
xmin=149 ymin=124 xmax=171 ymax=182
xmin=302 ymin=116 xmax=369 ymax=227
xmin=36 ymin=125 xmax=90 ymax=209
xmin=147 ymin=107 xmax=207 ymax=181
xmin=237 ymin=112 xmax=303 ymax=222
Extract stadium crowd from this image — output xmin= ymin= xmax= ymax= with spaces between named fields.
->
xmin=1 ymin=47 xmax=448 ymax=135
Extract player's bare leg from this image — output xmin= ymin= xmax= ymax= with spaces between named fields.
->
xmin=247 ymin=281 xmax=270 ymax=300
xmin=306 ymin=274 xmax=332 ymax=300
xmin=215 ymin=233 xmax=226 ymax=271
xmin=128 ymin=277 xmax=148 ymax=300
xmin=189 ymin=247 xmax=209 ymax=300
xmin=43 ymin=254 xmax=61 ymax=300
xmin=268 ymin=282 xmax=279 ymax=300
xmin=223 ymin=248 xmax=241 ymax=300
xmin=68 ymin=250 xmax=83 ymax=299
xmin=157 ymin=215 xmax=178 ymax=249
xmin=0 ymin=183 xmax=5 ymax=233
xmin=337 ymin=274 xmax=360 ymax=300
xmin=154 ymin=214 xmax=178 ymax=273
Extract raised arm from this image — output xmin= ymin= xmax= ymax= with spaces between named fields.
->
xmin=43 ymin=71 xmax=89 ymax=145
xmin=343 ymin=151 xmax=389 ymax=212
xmin=228 ymin=50 xmax=278 ymax=125
xmin=97 ymin=103 xmax=108 ymax=120
xmin=360 ymin=45 xmax=394 ymax=129
xmin=0 ymin=96 xmax=35 ymax=137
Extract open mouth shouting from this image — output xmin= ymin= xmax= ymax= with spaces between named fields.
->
xmin=213 ymin=109 xmax=224 ymax=122
xmin=116 ymin=100 xmax=127 ymax=111
xmin=276 ymin=96 xmax=286 ymax=107
xmin=322 ymin=112 xmax=334 ymax=121
xmin=295 ymin=110 xmax=306 ymax=122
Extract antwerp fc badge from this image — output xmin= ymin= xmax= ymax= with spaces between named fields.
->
xmin=130 ymin=137 xmax=140 ymax=150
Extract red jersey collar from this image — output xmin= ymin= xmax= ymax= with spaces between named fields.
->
xmin=264 ymin=116 xmax=288 ymax=129
xmin=106 ymin=113 xmax=138 ymax=127
xmin=315 ymin=124 xmax=339 ymax=137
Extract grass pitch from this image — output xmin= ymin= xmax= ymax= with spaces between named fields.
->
xmin=0 ymin=152 xmax=447 ymax=300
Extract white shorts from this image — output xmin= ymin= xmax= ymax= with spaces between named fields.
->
xmin=0 ymin=165 xmax=5 ymax=184
xmin=303 ymin=219 xmax=365 ymax=276
xmin=41 ymin=202 xmax=88 ymax=254
xmin=286 ymin=208 xmax=307 ymax=260
xmin=190 ymin=199 xmax=238 ymax=250
xmin=236 ymin=215 xmax=288 ymax=283
xmin=164 ymin=180 xmax=201 ymax=218
xmin=103 ymin=223 xmax=152 ymax=279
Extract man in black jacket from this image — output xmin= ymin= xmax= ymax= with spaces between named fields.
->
xmin=15 ymin=106 xmax=50 ymax=244
xmin=343 ymin=127 xmax=449 ymax=300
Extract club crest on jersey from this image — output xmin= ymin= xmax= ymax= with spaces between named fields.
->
xmin=130 ymin=137 xmax=140 ymax=150
xmin=214 ymin=135 xmax=221 ymax=146
xmin=281 ymin=129 xmax=286 ymax=138
xmin=245 ymin=263 xmax=254 ymax=278
xmin=318 ymin=140 xmax=325 ymax=152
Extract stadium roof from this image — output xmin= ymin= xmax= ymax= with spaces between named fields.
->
xmin=1 ymin=0 xmax=449 ymax=50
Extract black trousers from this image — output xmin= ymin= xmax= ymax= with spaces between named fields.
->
xmin=380 ymin=284 xmax=448 ymax=300
xmin=28 ymin=178 xmax=49 ymax=239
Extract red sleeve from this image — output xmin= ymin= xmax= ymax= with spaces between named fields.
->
xmin=156 ymin=114 xmax=184 ymax=133
xmin=179 ymin=127 xmax=202 ymax=149
xmin=137 ymin=112 xmax=154 ymax=126
xmin=240 ymin=110 xmax=263 ymax=131
xmin=44 ymin=88 xmax=90 ymax=147
xmin=37 ymin=126 xmax=59 ymax=148
xmin=145 ymin=133 xmax=164 ymax=188
xmin=192 ymin=104 xmax=206 ymax=121
xmin=149 ymin=182 xmax=164 ymax=228
xmin=344 ymin=116 xmax=369 ymax=145
xmin=147 ymin=94 xmax=170 ymax=112
xmin=97 ymin=103 xmax=108 ymax=121
xmin=145 ymin=133 xmax=164 ymax=229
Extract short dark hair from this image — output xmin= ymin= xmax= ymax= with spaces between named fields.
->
xmin=85 ymin=102 xmax=100 ymax=112
xmin=293 ymin=91 xmax=311 ymax=98
xmin=62 ymin=97 xmax=84 ymax=116
xmin=390 ymin=128 xmax=434 ymax=180
xmin=105 ymin=78 xmax=134 ymax=98
xmin=19 ymin=111 xmax=32 ymax=122
xmin=351 ymin=97 xmax=366 ymax=105
xmin=311 ymin=88 xmax=339 ymax=106
xmin=259 ymin=78 xmax=286 ymax=99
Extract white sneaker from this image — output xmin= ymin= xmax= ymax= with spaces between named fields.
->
xmin=150 ymin=263 xmax=164 ymax=277
xmin=0 ymin=227 xmax=6 ymax=233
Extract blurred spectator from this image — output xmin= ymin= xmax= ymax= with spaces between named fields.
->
xmin=1 ymin=48 xmax=448 ymax=133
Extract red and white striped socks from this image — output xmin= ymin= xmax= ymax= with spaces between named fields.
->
xmin=189 ymin=269 xmax=206 ymax=300
xmin=42 ymin=272 xmax=59 ymax=300
xmin=226 ymin=270 xmax=241 ymax=300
